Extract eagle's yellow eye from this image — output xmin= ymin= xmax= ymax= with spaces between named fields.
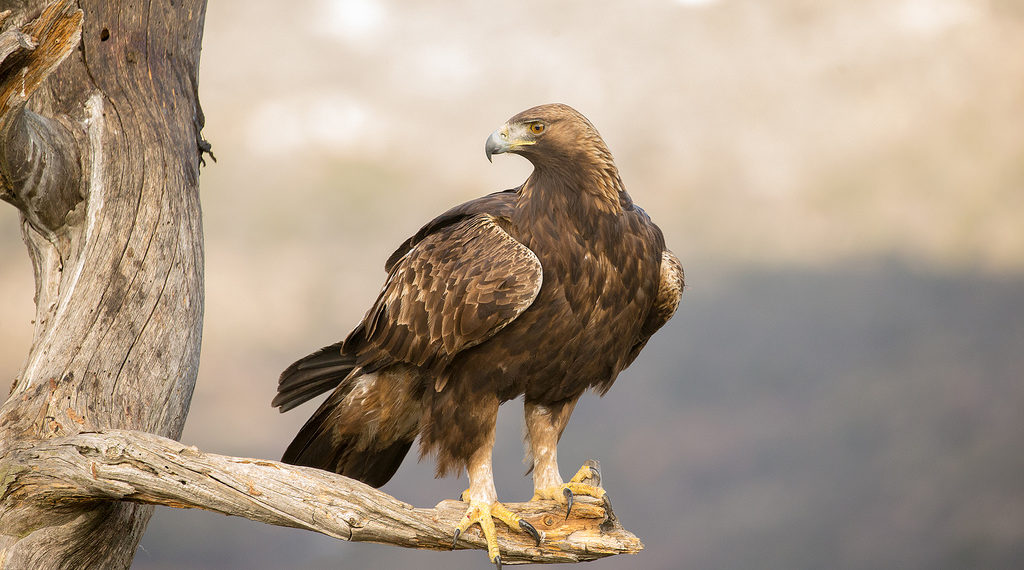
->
xmin=529 ymin=122 xmax=545 ymax=135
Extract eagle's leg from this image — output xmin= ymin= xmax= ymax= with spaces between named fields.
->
xmin=452 ymin=412 xmax=541 ymax=567
xmin=525 ymin=399 xmax=609 ymax=519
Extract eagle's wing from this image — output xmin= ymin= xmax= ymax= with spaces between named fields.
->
xmin=624 ymin=250 xmax=684 ymax=367
xmin=345 ymin=212 xmax=542 ymax=377
xmin=273 ymin=190 xmax=521 ymax=412
xmin=384 ymin=188 xmax=519 ymax=272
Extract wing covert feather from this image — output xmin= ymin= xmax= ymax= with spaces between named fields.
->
xmin=348 ymin=214 xmax=541 ymax=373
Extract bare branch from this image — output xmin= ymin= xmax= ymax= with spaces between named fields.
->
xmin=0 ymin=0 xmax=84 ymax=234
xmin=0 ymin=0 xmax=83 ymax=117
xmin=0 ymin=430 xmax=642 ymax=565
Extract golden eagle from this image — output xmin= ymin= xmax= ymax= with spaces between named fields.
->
xmin=274 ymin=103 xmax=683 ymax=566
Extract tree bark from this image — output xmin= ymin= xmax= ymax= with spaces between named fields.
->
xmin=0 ymin=2 xmax=643 ymax=567
xmin=0 ymin=1 xmax=206 ymax=567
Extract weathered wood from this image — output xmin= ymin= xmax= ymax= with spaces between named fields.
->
xmin=0 ymin=1 xmax=82 ymax=118
xmin=0 ymin=430 xmax=643 ymax=565
xmin=0 ymin=0 xmax=83 ymax=239
xmin=0 ymin=1 xmax=207 ymax=567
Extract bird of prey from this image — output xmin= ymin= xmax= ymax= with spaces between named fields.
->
xmin=273 ymin=103 xmax=683 ymax=567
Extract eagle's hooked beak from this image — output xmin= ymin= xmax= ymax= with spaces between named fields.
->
xmin=485 ymin=123 xmax=535 ymax=162
xmin=485 ymin=126 xmax=508 ymax=163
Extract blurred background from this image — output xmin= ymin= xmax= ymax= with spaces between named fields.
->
xmin=3 ymin=0 xmax=1024 ymax=568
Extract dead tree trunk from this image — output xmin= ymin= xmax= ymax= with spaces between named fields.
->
xmin=0 ymin=2 xmax=642 ymax=567
xmin=0 ymin=0 xmax=207 ymax=566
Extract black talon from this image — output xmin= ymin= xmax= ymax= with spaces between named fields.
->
xmin=602 ymin=494 xmax=616 ymax=522
xmin=563 ymin=487 xmax=574 ymax=520
xmin=493 ymin=554 xmax=502 ymax=569
xmin=451 ymin=528 xmax=460 ymax=549
xmin=519 ymin=519 xmax=542 ymax=546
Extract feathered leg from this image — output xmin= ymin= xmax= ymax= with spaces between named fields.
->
xmin=525 ymin=399 xmax=609 ymax=519
xmin=451 ymin=398 xmax=540 ymax=568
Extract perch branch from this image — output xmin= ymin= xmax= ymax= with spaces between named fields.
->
xmin=0 ymin=429 xmax=642 ymax=564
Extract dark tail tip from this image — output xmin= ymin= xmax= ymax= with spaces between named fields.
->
xmin=282 ymin=417 xmax=414 ymax=488
xmin=274 ymin=342 xmax=354 ymax=412
xmin=281 ymin=384 xmax=415 ymax=488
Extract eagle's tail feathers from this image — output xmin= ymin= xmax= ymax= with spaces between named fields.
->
xmin=280 ymin=371 xmax=419 ymax=488
xmin=273 ymin=342 xmax=354 ymax=412
xmin=283 ymin=422 xmax=413 ymax=488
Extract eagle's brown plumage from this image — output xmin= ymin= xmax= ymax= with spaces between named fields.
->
xmin=274 ymin=103 xmax=683 ymax=563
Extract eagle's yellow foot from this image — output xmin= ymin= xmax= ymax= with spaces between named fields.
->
xmin=531 ymin=464 xmax=612 ymax=520
xmin=451 ymin=499 xmax=542 ymax=568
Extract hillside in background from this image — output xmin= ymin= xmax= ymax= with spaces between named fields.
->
xmin=2 ymin=0 xmax=1023 ymax=568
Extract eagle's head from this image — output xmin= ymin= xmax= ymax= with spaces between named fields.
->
xmin=485 ymin=103 xmax=608 ymax=168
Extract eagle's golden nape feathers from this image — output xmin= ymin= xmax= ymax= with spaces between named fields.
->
xmin=275 ymin=103 xmax=682 ymax=566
